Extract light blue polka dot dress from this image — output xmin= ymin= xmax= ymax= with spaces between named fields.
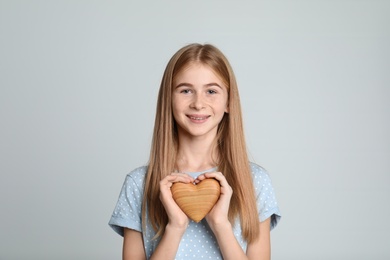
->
xmin=109 ymin=163 xmax=281 ymax=259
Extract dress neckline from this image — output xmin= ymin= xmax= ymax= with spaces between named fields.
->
xmin=178 ymin=166 xmax=218 ymax=179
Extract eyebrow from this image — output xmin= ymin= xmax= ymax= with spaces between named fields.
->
xmin=175 ymin=82 xmax=223 ymax=89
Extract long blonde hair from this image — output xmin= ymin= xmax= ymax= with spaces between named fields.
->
xmin=142 ymin=43 xmax=259 ymax=243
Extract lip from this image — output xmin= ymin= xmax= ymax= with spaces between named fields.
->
xmin=186 ymin=114 xmax=210 ymax=123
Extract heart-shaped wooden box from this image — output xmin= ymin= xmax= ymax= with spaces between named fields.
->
xmin=171 ymin=179 xmax=221 ymax=222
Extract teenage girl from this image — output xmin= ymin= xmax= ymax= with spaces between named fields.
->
xmin=109 ymin=43 xmax=281 ymax=260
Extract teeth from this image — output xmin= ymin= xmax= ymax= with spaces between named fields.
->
xmin=191 ymin=116 xmax=206 ymax=120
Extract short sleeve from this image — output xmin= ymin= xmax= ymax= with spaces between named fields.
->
xmin=108 ymin=167 xmax=146 ymax=236
xmin=251 ymin=163 xmax=281 ymax=230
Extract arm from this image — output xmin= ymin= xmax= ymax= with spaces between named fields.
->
xmin=123 ymin=173 xmax=192 ymax=260
xmin=211 ymin=218 xmax=271 ymax=260
xmin=151 ymin=173 xmax=194 ymax=260
xmin=196 ymin=172 xmax=272 ymax=260
xmin=149 ymin=223 xmax=187 ymax=260
xmin=123 ymin=228 xmax=146 ymax=260
xmin=247 ymin=218 xmax=271 ymax=260
xmin=149 ymin=173 xmax=194 ymax=260
xmin=122 ymin=173 xmax=193 ymax=260
xmin=122 ymin=223 xmax=188 ymax=260
xmin=197 ymin=171 xmax=247 ymax=259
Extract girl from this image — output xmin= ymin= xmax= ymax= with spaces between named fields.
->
xmin=109 ymin=43 xmax=281 ymax=260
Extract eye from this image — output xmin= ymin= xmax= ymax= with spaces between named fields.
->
xmin=180 ymin=89 xmax=192 ymax=94
xmin=207 ymin=89 xmax=217 ymax=94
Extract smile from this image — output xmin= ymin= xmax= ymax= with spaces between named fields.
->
xmin=187 ymin=115 xmax=210 ymax=121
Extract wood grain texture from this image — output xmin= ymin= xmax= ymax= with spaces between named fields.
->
xmin=171 ymin=179 xmax=221 ymax=222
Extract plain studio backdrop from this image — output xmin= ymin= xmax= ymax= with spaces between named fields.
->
xmin=0 ymin=0 xmax=389 ymax=259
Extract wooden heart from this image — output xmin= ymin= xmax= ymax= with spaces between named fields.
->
xmin=171 ymin=179 xmax=221 ymax=222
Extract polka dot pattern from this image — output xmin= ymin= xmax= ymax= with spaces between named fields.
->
xmin=108 ymin=163 xmax=281 ymax=259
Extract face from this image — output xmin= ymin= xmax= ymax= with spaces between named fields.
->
xmin=172 ymin=63 xmax=229 ymax=140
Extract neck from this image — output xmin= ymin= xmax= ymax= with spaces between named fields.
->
xmin=176 ymin=133 xmax=219 ymax=173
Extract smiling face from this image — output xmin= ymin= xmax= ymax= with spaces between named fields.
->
xmin=172 ymin=62 xmax=229 ymax=140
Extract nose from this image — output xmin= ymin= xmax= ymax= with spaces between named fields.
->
xmin=190 ymin=93 xmax=205 ymax=110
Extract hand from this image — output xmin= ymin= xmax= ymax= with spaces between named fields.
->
xmin=195 ymin=172 xmax=233 ymax=229
xmin=159 ymin=173 xmax=194 ymax=229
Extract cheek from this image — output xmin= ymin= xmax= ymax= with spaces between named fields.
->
xmin=171 ymin=99 xmax=184 ymax=120
xmin=171 ymin=104 xmax=179 ymax=119
xmin=216 ymin=103 xmax=228 ymax=118
xmin=224 ymin=98 xmax=229 ymax=113
xmin=219 ymin=98 xmax=229 ymax=113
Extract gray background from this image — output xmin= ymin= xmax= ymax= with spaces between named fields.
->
xmin=1 ymin=0 xmax=389 ymax=259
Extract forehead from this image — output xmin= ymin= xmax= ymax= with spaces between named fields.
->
xmin=173 ymin=62 xmax=225 ymax=84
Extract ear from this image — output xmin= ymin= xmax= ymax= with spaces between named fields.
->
xmin=224 ymin=105 xmax=229 ymax=113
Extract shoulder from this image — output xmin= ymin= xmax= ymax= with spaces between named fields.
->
xmin=249 ymin=162 xmax=273 ymax=189
xmin=127 ymin=165 xmax=148 ymax=178
xmin=249 ymin=162 xmax=281 ymax=228
xmin=124 ymin=165 xmax=148 ymax=187
xmin=249 ymin=162 xmax=269 ymax=178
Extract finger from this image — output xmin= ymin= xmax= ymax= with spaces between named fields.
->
xmin=170 ymin=172 xmax=195 ymax=180
xmin=200 ymin=172 xmax=226 ymax=183
xmin=195 ymin=172 xmax=224 ymax=183
xmin=161 ymin=173 xmax=194 ymax=185
xmin=194 ymin=174 xmax=206 ymax=181
xmin=201 ymin=172 xmax=232 ymax=194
